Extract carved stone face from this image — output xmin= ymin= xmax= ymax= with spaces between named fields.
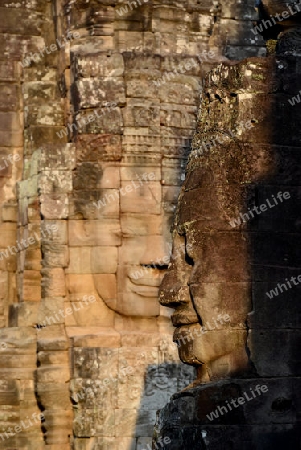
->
xmin=91 ymin=156 xmax=175 ymax=319
xmin=158 ymin=60 xmax=274 ymax=378
xmin=116 ymin=203 xmax=170 ymax=317
xmin=159 ymin=195 xmax=251 ymax=379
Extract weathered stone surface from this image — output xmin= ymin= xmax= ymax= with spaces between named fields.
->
xmin=155 ymin=22 xmax=301 ymax=448
xmin=0 ymin=0 xmax=272 ymax=449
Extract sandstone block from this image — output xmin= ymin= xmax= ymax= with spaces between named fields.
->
xmin=71 ymin=189 xmax=120 ymax=219
xmin=0 ymin=84 xmax=19 ymax=111
xmin=24 ymin=103 xmax=64 ymax=127
xmin=37 ymin=366 xmax=70 ymax=383
xmin=75 ymin=53 xmax=124 ymax=78
xmin=160 ymin=104 xmax=197 ymax=129
xmin=42 ymin=220 xmax=67 ymax=245
xmin=71 ymin=36 xmax=114 ymax=54
xmin=76 ymin=134 xmax=122 ymax=162
xmin=76 ymin=107 xmax=123 ymax=135
xmin=120 ymin=166 xmax=161 ymax=182
xmin=114 ymin=409 xmax=137 ymax=437
xmin=68 ymin=220 xmax=121 ymax=246
xmin=8 ymin=302 xmax=39 ymax=327
xmin=37 ymin=325 xmax=69 ymax=351
xmin=0 ymin=60 xmax=19 ymax=82
xmin=91 ymin=246 xmax=118 ymax=273
xmin=98 ymin=164 xmax=120 ymax=189
xmin=39 ymin=144 xmax=76 ymax=171
xmin=121 ymin=214 xmax=163 ymax=236
xmin=122 ymin=100 xmax=160 ymax=127
xmin=0 ymin=222 xmax=17 ymax=247
xmin=159 ymin=77 xmax=200 ymax=105
xmin=70 ymin=328 xmax=120 ymax=348
xmin=75 ymin=78 xmax=125 ymax=109
xmin=24 ymin=127 xmax=68 ymax=151
xmin=36 ymin=297 xmax=65 ymax=326
xmin=73 ymin=162 xmax=101 ymax=190
xmin=93 ymin=274 xmax=117 ymax=304
xmin=23 ymin=82 xmax=57 ymax=105
xmin=126 ymin=77 xmax=159 ymax=99
xmin=38 ymin=171 xmax=72 ymax=194
xmin=64 ymin=297 xmax=115 ymax=327
xmin=41 ymin=268 xmax=66 ymax=297
xmin=24 ymin=248 xmax=42 ymax=271
xmin=120 ymin=181 xmax=161 ymax=214
xmin=40 ymin=193 xmax=69 ymax=219
xmin=37 ymin=351 xmax=69 ymax=366
xmin=22 ymin=270 xmax=41 ymax=302
xmin=41 ymin=244 xmax=69 ymax=268
xmin=66 ymin=274 xmax=98 ymax=296
xmin=117 ymin=375 xmax=145 ymax=409
xmin=2 ymin=203 xmax=18 ymax=222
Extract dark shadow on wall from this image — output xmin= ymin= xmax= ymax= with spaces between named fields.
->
xmin=131 ymin=363 xmax=197 ymax=450
xmin=246 ymin=41 xmax=301 ymax=445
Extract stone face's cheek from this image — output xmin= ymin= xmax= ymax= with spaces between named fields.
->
xmin=115 ymin=221 xmax=168 ymax=316
xmin=189 ymin=282 xmax=251 ymax=329
xmin=159 ymin=232 xmax=193 ymax=307
xmin=187 ymin=232 xmax=251 ymax=284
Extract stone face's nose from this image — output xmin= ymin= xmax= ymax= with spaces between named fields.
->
xmin=159 ymin=270 xmax=200 ymax=327
xmin=159 ymin=272 xmax=190 ymax=307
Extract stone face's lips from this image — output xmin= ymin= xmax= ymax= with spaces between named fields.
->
xmin=171 ymin=305 xmax=199 ymax=326
xmin=171 ymin=313 xmax=199 ymax=327
xmin=131 ymin=284 xmax=159 ymax=297
xmin=128 ymin=269 xmax=163 ymax=287
xmin=173 ymin=324 xmax=198 ymax=340
xmin=127 ymin=269 xmax=164 ymax=296
xmin=173 ymin=325 xmax=205 ymax=365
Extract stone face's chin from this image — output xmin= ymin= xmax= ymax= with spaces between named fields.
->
xmin=113 ymin=267 xmax=166 ymax=316
xmin=173 ymin=324 xmax=205 ymax=366
xmin=178 ymin=348 xmax=204 ymax=366
xmin=173 ymin=324 xmax=250 ymax=371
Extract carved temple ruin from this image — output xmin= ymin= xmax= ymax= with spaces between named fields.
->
xmin=0 ymin=0 xmax=300 ymax=449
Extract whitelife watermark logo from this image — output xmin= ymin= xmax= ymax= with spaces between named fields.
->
xmin=266 ymin=275 xmax=301 ymax=299
xmin=0 ymin=224 xmax=58 ymax=261
xmin=0 ymin=412 xmax=45 ymax=442
xmin=116 ymin=0 xmax=150 ymax=17
xmin=20 ymin=30 xmax=80 ymax=68
xmin=34 ymin=295 xmax=96 ymax=330
xmin=174 ymin=314 xmax=231 ymax=349
xmin=193 ymin=119 xmax=255 ymax=160
xmin=288 ymin=90 xmax=301 ymax=106
xmin=251 ymin=1 xmax=301 ymax=35
xmin=0 ymin=153 xmax=20 ymax=172
xmin=206 ymin=384 xmax=269 ymax=421
xmin=229 ymin=191 xmax=291 ymax=228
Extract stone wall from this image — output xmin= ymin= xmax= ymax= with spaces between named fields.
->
xmin=0 ymin=1 xmax=265 ymax=449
